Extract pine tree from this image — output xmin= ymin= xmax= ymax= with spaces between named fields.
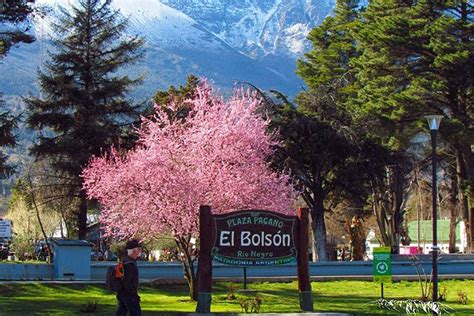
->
xmin=25 ymin=0 xmax=144 ymax=239
xmin=0 ymin=0 xmax=35 ymax=56
xmin=296 ymin=0 xmax=360 ymax=94
xmin=1 ymin=0 xmax=35 ymax=176
xmin=344 ymin=0 xmax=437 ymax=254
xmin=0 ymin=94 xmax=17 ymax=177
xmin=424 ymin=0 xmax=474 ymax=250
xmin=350 ymin=0 xmax=473 ymax=252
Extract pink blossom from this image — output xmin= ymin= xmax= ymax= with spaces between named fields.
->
xmin=82 ymin=80 xmax=297 ymax=240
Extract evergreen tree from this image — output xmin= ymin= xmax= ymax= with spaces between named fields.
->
xmin=152 ymin=74 xmax=200 ymax=121
xmin=350 ymin=0 xmax=473 ymax=251
xmin=0 ymin=94 xmax=17 ymax=177
xmin=0 ymin=0 xmax=35 ymax=56
xmin=1 ymin=0 xmax=35 ymax=177
xmin=25 ymin=0 xmax=144 ymax=239
xmin=345 ymin=0 xmax=439 ymax=254
xmin=426 ymin=0 xmax=474 ymax=249
xmin=296 ymin=0 xmax=361 ymax=95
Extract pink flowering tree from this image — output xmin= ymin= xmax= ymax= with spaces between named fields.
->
xmin=82 ymin=80 xmax=297 ymax=299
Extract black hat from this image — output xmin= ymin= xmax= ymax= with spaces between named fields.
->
xmin=126 ymin=239 xmax=140 ymax=250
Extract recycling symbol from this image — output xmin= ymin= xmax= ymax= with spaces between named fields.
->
xmin=376 ymin=262 xmax=388 ymax=274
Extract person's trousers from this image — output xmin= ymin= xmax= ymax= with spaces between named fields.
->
xmin=114 ymin=294 xmax=141 ymax=316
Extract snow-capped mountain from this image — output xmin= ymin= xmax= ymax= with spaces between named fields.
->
xmin=159 ymin=0 xmax=333 ymax=58
xmin=0 ymin=0 xmax=335 ymax=99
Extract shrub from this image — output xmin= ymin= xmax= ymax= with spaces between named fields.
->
xmin=374 ymin=298 xmax=451 ymax=315
xmin=457 ymin=291 xmax=468 ymax=305
xmin=226 ymin=283 xmax=237 ymax=300
xmin=79 ymin=301 xmax=97 ymax=313
xmin=240 ymin=295 xmax=263 ymax=313
xmin=439 ymin=286 xmax=447 ymax=302
xmin=10 ymin=237 xmax=35 ymax=261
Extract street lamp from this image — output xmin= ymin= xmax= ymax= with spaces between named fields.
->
xmin=425 ymin=114 xmax=443 ymax=302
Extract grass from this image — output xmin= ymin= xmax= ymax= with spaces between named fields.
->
xmin=0 ymin=280 xmax=473 ymax=315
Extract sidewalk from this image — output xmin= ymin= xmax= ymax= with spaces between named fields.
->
xmin=0 ymin=313 xmax=351 ymax=316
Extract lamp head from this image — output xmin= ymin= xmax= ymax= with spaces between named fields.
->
xmin=424 ymin=115 xmax=443 ymax=131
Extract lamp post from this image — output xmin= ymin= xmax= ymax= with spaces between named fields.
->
xmin=425 ymin=114 xmax=443 ymax=302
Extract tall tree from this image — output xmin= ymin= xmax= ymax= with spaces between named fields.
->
xmin=342 ymin=0 xmax=433 ymax=254
xmin=82 ymin=81 xmax=297 ymax=299
xmin=263 ymin=83 xmax=369 ymax=261
xmin=427 ymin=0 xmax=474 ymax=251
xmin=294 ymin=0 xmax=370 ymax=259
xmin=25 ymin=0 xmax=144 ymax=239
xmin=351 ymin=0 xmax=473 ymax=251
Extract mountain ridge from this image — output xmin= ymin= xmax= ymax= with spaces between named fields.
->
xmin=1 ymin=0 xmax=336 ymax=99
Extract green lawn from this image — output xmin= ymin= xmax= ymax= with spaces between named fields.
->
xmin=0 ymin=280 xmax=473 ymax=315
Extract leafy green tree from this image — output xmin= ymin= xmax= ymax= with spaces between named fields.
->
xmin=25 ymin=0 xmax=144 ymax=239
xmin=154 ymin=74 xmax=200 ymax=106
xmin=263 ymin=85 xmax=370 ymax=261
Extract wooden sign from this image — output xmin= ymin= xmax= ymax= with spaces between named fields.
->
xmin=196 ymin=206 xmax=312 ymax=313
xmin=212 ymin=210 xmax=297 ymax=266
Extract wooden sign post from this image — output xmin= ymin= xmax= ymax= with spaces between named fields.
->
xmin=296 ymin=207 xmax=313 ymax=311
xmin=196 ymin=205 xmax=212 ymax=313
xmin=196 ymin=206 xmax=313 ymax=313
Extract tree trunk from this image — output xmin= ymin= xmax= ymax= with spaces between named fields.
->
xmin=448 ymin=166 xmax=459 ymax=253
xmin=176 ymin=236 xmax=198 ymax=300
xmin=77 ymin=191 xmax=88 ymax=240
xmin=26 ymin=175 xmax=52 ymax=263
xmin=455 ymin=146 xmax=472 ymax=253
xmin=309 ymin=215 xmax=317 ymax=262
xmin=311 ymin=202 xmax=328 ymax=261
xmin=348 ymin=216 xmax=366 ymax=261
xmin=458 ymin=0 xmax=474 ymax=255
xmin=372 ymin=164 xmax=411 ymax=255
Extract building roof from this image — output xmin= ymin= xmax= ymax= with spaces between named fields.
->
xmin=52 ymin=239 xmax=92 ymax=247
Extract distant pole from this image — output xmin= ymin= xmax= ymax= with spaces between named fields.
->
xmin=296 ymin=207 xmax=313 ymax=311
xmin=425 ymin=115 xmax=443 ymax=303
xmin=196 ymin=205 xmax=212 ymax=313
xmin=243 ymin=267 xmax=247 ymax=290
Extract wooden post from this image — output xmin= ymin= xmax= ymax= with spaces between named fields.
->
xmin=196 ymin=205 xmax=213 ymax=312
xmin=296 ymin=207 xmax=313 ymax=311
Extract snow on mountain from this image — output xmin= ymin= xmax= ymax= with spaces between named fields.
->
xmin=1 ymin=0 xmax=336 ymax=99
xmin=160 ymin=0 xmax=335 ymax=58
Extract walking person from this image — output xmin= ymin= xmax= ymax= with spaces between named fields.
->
xmin=115 ymin=239 xmax=142 ymax=316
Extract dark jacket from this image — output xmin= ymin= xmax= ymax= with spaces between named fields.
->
xmin=118 ymin=256 xmax=139 ymax=298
